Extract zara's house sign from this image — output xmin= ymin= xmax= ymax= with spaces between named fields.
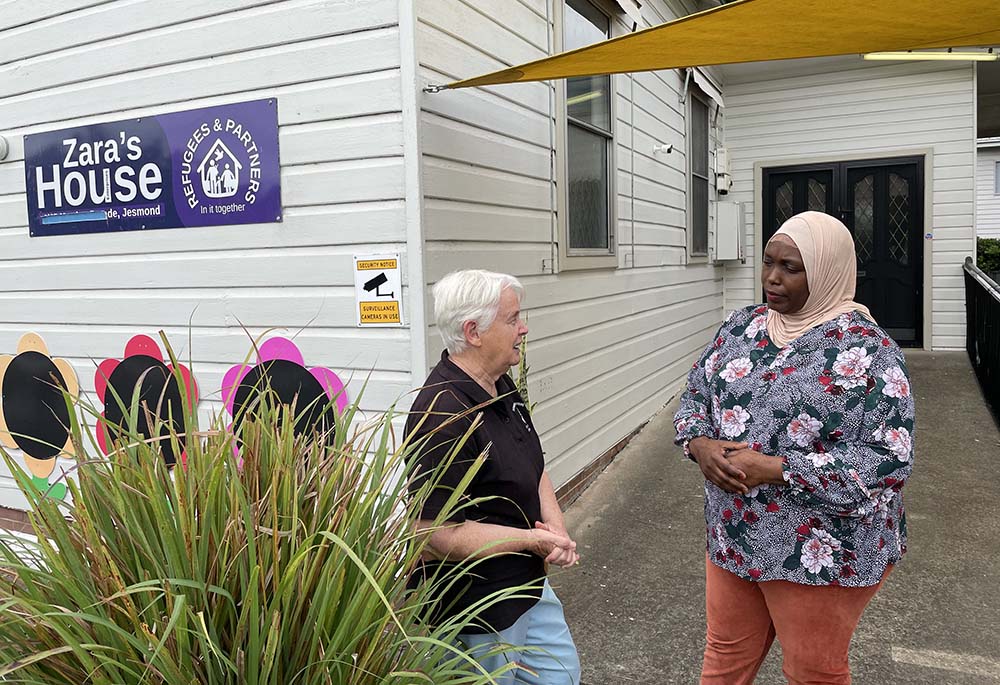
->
xmin=24 ymin=99 xmax=281 ymax=237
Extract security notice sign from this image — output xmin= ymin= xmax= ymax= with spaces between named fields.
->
xmin=354 ymin=254 xmax=403 ymax=327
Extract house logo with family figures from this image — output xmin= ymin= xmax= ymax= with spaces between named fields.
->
xmin=197 ymin=140 xmax=242 ymax=199
xmin=178 ymin=105 xmax=272 ymax=218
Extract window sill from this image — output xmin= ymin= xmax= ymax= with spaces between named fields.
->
xmin=560 ymin=252 xmax=619 ymax=271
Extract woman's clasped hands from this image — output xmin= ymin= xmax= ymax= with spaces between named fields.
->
xmin=688 ymin=437 xmax=783 ymax=494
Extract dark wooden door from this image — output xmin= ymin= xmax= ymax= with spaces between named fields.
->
xmin=842 ymin=162 xmax=922 ymax=346
xmin=765 ymin=166 xmax=835 ymax=224
xmin=762 ymin=157 xmax=923 ymax=347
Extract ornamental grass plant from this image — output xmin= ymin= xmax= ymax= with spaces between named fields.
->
xmin=0 ymin=336 xmax=524 ymax=684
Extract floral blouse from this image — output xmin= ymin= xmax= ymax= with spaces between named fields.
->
xmin=674 ymin=305 xmax=915 ymax=587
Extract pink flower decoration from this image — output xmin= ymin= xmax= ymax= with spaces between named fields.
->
xmin=222 ymin=337 xmax=348 ymax=415
xmin=222 ymin=337 xmax=348 ymax=454
xmin=95 ymin=334 xmax=199 ymax=467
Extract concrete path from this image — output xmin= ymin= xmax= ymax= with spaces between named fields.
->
xmin=554 ymin=351 xmax=1000 ymax=684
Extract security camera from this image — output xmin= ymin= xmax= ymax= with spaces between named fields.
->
xmin=653 ymin=143 xmax=673 ymax=155
xmin=715 ymin=147 xmax=732 ymax=195
xmin=717 ymin=173 xmax=733 ymax=196
xmin=363 ymin=272 xmax=393 ymax=298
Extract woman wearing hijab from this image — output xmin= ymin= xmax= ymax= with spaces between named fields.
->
xmin=674 ymin=211 xmax=915 ymax=684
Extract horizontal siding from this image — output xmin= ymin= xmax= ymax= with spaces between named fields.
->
xmin=416 ymin=0 xmax=724 ymax=487
xmin=976 ymin=147 xmax=1000 ymax=239
xmin=0 ymin=0 xmax=110 ymax=32
xmin=1 ymin=2 xmax=400 ymax=98
xmin=534 ymin=302 xmax=720 ymax=470
xmin=723 ymin=60 xmax=976 ymax=350
xmin=10 ymin=1 xmax=294 ymax=60
xmin=0 ymin=1 xmax=410 ymax=508
xmin=0 ymin=31 xmax=401 ymax=129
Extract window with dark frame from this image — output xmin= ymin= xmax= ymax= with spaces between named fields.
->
xmin=689 ymin=92 xmax=710 ymax=257
xmin=995 ymin=160 xmax=1000 ymax=195
xmin=565 ymin=0 xmax=614 ymax=253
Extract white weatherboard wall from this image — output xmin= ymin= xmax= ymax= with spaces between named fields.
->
xmin=415 ymin=0 xmax=724 ymax=487
xmin=976 ymin=145 xmax=1000 ymax=239
xmin=723 ymin=59 xmax=976 ymax=350
xmin=0 ymin=1 xmax=412 ymax=508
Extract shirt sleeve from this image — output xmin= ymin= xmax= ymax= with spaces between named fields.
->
xmin=406 ymin=392 xmax=484 ymax=524
xmin=781 ymin=346 xmax=915 ymax=519
xmin=673 ymin=315 xmax=738 ymax=455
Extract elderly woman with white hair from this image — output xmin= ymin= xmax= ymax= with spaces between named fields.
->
xmin=405 ymin=269 xmax=581 ymax=685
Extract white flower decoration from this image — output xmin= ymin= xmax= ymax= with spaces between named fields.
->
xmin=704 ymin=351 xmax=722 ymax=381
xmin=745 ymin=315 xmax=768 ymax=338
xmin=808 ymin=451 xmax=835 ymax=468
xmin=834 ymin=377 xmax=868 ymax=389
xmin=881 ymin=366 xmax=910 ymax=399
xmin=713 ymin=523 xmax=729 ymax=552
xmin=720 ymin=405 xmax=751 ymax=438
xmin=720 ymin=358 xmax=754 ymax=383
xmin=832 ymin=347 xmax=873 ymax=379
xmin=811 ymin=528 xmax=843 ymax=551
xmin=769 ymin=346 xmax=793 ymax=369
xmin=882 ymin=426 xmax=912 ymax=461
xmin=800 ymin=538 xmax=835 ymax=574
xmin=787 ymin=413 xmax=823 ymax=447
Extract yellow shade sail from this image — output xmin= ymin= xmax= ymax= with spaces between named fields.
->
xmin=446 ymin=0 xmax=1000 ymax=89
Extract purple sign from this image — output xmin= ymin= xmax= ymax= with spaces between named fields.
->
xmin=24 ymin=99 xmax=281 ymax=237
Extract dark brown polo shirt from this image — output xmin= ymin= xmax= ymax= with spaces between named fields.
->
xmin=406 ymin=351 xmax=545 ymax=632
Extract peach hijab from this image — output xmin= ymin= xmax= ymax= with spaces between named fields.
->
xmin=765 ymin=211 xmax=874 ymax=347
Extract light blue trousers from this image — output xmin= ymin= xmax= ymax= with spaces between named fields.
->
xmin=458 ymin=580 xmax=581 ymax=685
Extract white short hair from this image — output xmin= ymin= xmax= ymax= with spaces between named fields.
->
xmin=433 ymin=270 xmax=525 ymax=354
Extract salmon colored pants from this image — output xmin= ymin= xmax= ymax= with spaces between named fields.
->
xmin=700 ymin=558 xmax=890 ymax=685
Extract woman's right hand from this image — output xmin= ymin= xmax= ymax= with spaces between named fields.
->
xmin=529 ymin=526 xmax=578 ymax=567
xmin=689 ymin=437 xmax=749 ymax=494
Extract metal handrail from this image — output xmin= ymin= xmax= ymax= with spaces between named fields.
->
xmin=964 ymin=257 xmax=1000 ymax=421
xmin=965 ymin=257 xmax=1000 ymax=297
